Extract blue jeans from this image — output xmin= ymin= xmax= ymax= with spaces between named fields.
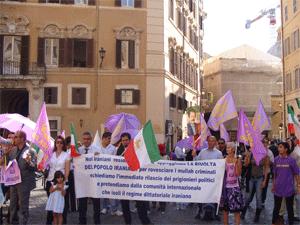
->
xmin=245 ymin=176 xmax=263 ymax=209
xmin=102 ymin=198 xmax=120 ymax=212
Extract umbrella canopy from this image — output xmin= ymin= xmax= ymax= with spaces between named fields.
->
xmin=0 ymin=113 xmax=36 ymax=141
xmin=105 ymin=113 xmax=141 ymax=144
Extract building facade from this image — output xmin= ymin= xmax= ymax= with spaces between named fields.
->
xmin=0 ymin=0 xmax=204 ymax=146
xmin=281 ymin=0 xmax=300 ymax=135
xmin=203 ymin=45 xmax=282 ymax=137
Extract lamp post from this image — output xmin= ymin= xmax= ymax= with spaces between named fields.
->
xmin=99 ymin=47 xmax=106 ymax=68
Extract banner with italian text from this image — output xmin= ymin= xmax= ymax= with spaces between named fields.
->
xmin=74 ymin=155 xmax=225 ymax=203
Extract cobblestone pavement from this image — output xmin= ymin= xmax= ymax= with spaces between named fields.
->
xmin=2 ymin=179 xmax=296 ymax=225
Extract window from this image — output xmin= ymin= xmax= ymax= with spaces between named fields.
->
xmin=285 ymin=6 xmax=288 ymax=22
xmin=44 ymin=87 xmax=58 ymax=104
xmin=295 ymin=68 xmax=300 ymax=90
xmin=177 ymin=11 xmax=182 ymax=30
xmin=45 ymin=39 xmax=59 ymax=66
xmin=169 ymin=0 xmax=174 ymax=20
xmin=115 ymin=88 xmax=140 ymax=105
xmin=284 ymin=37 xmax=291 ymax=56
xmin=74 ymin=0 xmax=87 ymax=4
xmin=169 ymin=93 xmax=176 ymax=108
xmin=293 ymin=0 xmax=298 ymax=13
xmin=286 ymin=73 xmax=292 ymax=92
xmin=68 ymin=84 xmax=90 ymax=108
xmin=116 ymin=40 xmax=135 ymax=69
xmin=48 ymin=117 xmax=61 ymax=138
xmin=293 ymin=29 xmax=300 ymax=51
xmin=121 ymin=0 xmax=134 ymax=7
xmin=3 ymin=36 xmax=21 ymax=74
xmin=169 ymin=47 xmax=174 ymax=74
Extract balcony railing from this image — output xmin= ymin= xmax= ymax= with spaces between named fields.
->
xmin=1 ymin=61 xmax=46 ymax=79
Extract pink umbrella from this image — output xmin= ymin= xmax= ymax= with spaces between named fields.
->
xmin=0 ymin=113 xmax=36 ymax=141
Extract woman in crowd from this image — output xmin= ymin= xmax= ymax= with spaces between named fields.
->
xmin=45 ymin=136 xmax=70 ymax=225
xmin=220 ymin=142 xmax=244 ymax=225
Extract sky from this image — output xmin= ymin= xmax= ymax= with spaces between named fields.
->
xmin=203 ymin=0 xmax=281 ymax=56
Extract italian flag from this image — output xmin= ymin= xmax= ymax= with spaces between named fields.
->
xmin=287 ymin=104 xmax=300 ymax=138
xmin=124 ymin=121 xmax=161 ymax=171
xmin=70 ymin=123 xmax=81 ymax=157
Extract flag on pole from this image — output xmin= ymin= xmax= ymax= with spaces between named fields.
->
xmin=287 ymin=104 xmax=300 ymax=138
xmin=31 ymin=102 xmax=52 ymax=169
xmin=110 ymin=116 xmax=125 ymax=144
xmin=70 ymin=123 xmax=81 ymax=157
xmin=252 ymin=100 xmax=271 ymax=133
xmin=60 ymin=130 xmax=65 ymax=138
xmin=237 ymin=109 xmax=267 ymax=165
xmin=207 ymin=90 xmax=238 ymax=131
xmin=93 ymin=130 xmax=101 ymax=148
xmin=220 ymin=123 xmax=230 ymax=142
xmin=124 ymin=121 xmax=161 ymax=171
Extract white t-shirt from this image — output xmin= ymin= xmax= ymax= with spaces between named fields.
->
xmin=290 ymin=145 xmax=300 ymax=167
xmin=47 ymin=151 xmax=70 ymax=181
xmin=99 ymin=144 xmax=116 ymax=155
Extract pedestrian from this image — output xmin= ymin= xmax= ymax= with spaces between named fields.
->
xmin=45 ymin=136 xmax=70 ymax=225
xmin=3 ymin=130 xmax=37 ymax=225
xmin=117 ymin=132 xmax=153 ymax=225
xmin=217 ymin=138 xmax=227 ymax=158
xmin=46 ymin=171 xmax=68 ymax=225
xmin=220 ymin=142 xmax=244 ymax=225
xmin=99 ymin=132 xmax=123 ymax=217
xmin=241 ymin=141 xmax=269 ymax=223
xmin=271 ymin=141 xmax=300 ymax=225
xmin=77 ymin=131 xmax=101 ymax=225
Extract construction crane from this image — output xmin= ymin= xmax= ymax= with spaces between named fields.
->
xmin=245 ymin=5 xmax=280 ymax=29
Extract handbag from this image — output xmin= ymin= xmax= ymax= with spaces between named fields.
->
xmin=43 ymin=167 xmax=50 ymax=179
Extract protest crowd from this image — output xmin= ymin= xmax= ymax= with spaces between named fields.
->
xmin=0 ymin=91 xmax=299 ymax=225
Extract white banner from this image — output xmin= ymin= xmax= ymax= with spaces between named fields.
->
xmin=74 ymin=155 xmax=225 ymax=203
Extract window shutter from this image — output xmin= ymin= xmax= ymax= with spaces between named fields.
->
xmin=133 ymin=89 xmax=140 ymax=105
xmin=0 ymin=36 xmax=3 ymax=74
xmin=66 ymin=38 xmax=73 ymax=67
xmin=39 ymin=0 xmax=46 ymax=3
xmin=21 ymin=36 xmax=29 ymax=75
xmin=61 ymin=0 xmax=74 ymax=4
xmin=114 ymin=89 xmax=121 ymax=104
xmin=88 ymin=0 xmax=95 ymax=5
xmin=128 ymin=40 xmax=135 ymax=69
xmin=37 ymin=38 xmax=45 ymax=67
xmin=86 ymin=39 xmax=94 ymax=68
xmin=134 ymin=0 xmax=142 ymax=8
xmin=59 ymin=39 xmax=65 ymax=67
xmin=115 ymin=0 xmax=121 ymax=6
xmin=115 ymin=39 xmax=121 ymax=68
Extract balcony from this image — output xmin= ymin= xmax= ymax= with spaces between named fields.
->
xmin=0 ymin=61 xmax=46 ymax=79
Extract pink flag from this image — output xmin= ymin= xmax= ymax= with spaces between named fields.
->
xmin=4 ymin=160 xmax=21 ymax=186
xmin=31 ymin=102 xmax=52 ymax=169
xmin=237 ymin=109 xmax=267 ymax=165
xmin=195 ymin=113 xmax=211 ymax=148
xmin=252 ymin=100 xmax=271 ymax=133
xmin=220 ymin=123 xmax=230 ymax=142
xmin=60 ymin=130 xmax=66 ymax=138
xmin=207 ymin=90 xmax=238 ymax=131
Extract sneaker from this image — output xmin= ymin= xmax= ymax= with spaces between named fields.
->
xmin=100 ymin=208 xmax=108 ymax=215
xmin=111 ymin=210 xmax=123 ymax=216
xmin=130 ymin=208 xmax=137 ymax=213
xmin=161 ymin=210 xmax=165 ymax=215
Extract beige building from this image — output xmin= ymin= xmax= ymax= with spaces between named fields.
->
xmin=0 ymin=0 xmax=203 ymax=146
xmin=281 ymin=0 xmax=300 ymax=135
xmin=203 ymin=45 xmax=282 ymax=136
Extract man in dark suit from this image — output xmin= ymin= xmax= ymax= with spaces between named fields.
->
xmin=187 ymin=111 xmax=197 ymax=136
xmin=7 ymin=130 xmax=37 ymax=225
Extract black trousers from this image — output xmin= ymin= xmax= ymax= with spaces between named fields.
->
xmin=78 ymin=197 xmax=100 ymax=225
xmin=272 ymin=195 xmax=294 ymax=225
xmin=65 ymin=171 xmax=77 ymax=212
xmin=121 ymin=200 xmax=151 ymax=225
xmin=45 ymin=181 xmax=68 ymax=225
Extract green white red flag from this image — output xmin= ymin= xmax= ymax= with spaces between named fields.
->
xmin=287 ymin=104 xmax=300 ymax=139
xmin=124 ymin=121 xmax=161 ymax=171
xmin=70 ymin=123 xmax=81 ymax=157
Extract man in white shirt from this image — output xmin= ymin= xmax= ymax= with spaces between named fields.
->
xmin=77 ymin=131 xmax=101 ymax=225
xmin=99 ymin=132 xmax=122 ymax=216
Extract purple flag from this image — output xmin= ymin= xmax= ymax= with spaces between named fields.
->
xmin=252 ymin=100 xmax=271 ymax=133
xmin=176 ymin=136 xmax=194 ymax=149
xmin=31 ymin=102 xmax=52 ymax=169
xmin=220 ymin=123 xmax=230 ymax=142
xmin=237 ymin=109 xmax=267 ymax=165
xmin=207 ymin=90 xmax=238 ymax=131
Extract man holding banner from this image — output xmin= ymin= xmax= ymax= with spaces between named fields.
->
xmin=5 ymin=131 xmax=36 ymax=225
